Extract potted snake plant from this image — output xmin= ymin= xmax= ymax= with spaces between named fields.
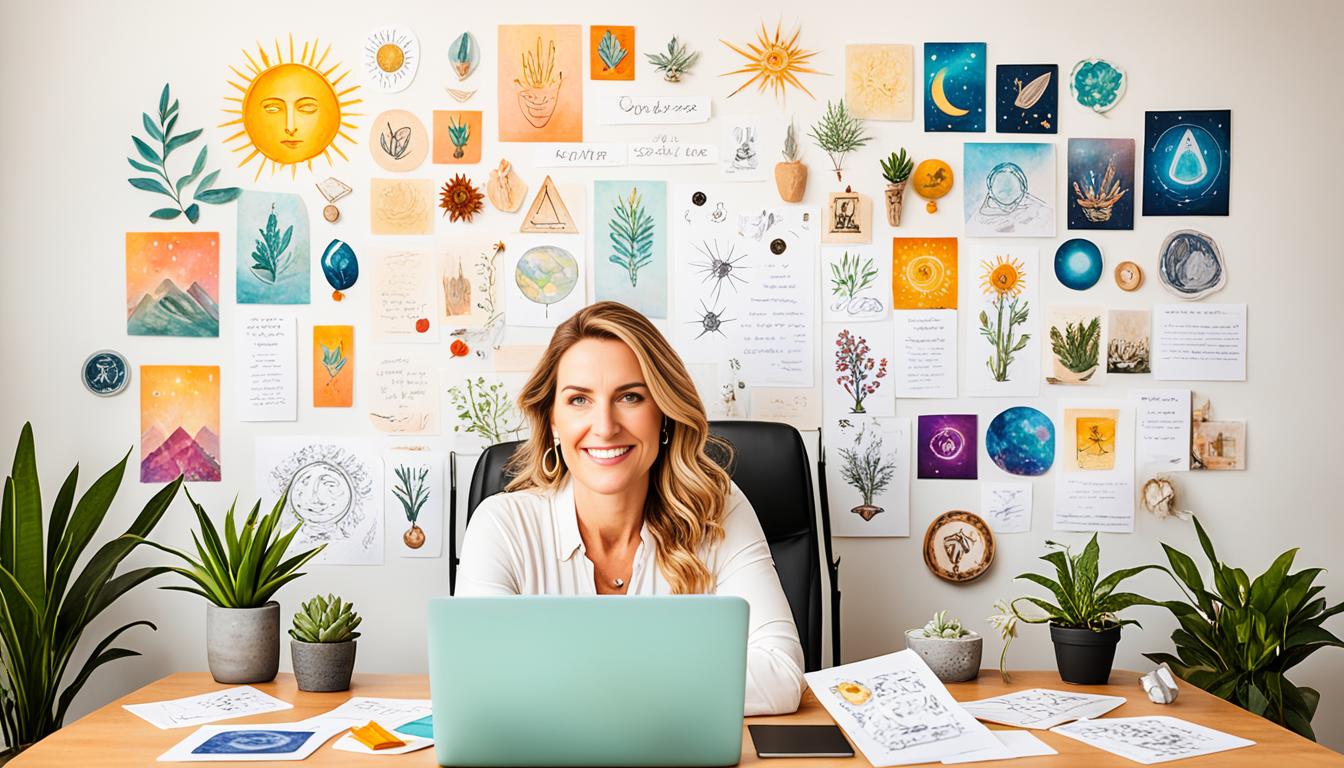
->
xmin=142 ymin=490 xmax=325 ymax=684
xmin=289 ymin=594 xmax=362 ymax=692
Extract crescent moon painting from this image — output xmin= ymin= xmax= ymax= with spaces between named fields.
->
xmin=924 ymin=42 xmax=985 ymax=132
xmin=996 ymin=63 xmax=1058 ymax=134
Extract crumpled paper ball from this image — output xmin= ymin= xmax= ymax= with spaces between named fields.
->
xmin=1142 ymin=662 xmax=1180 ymax=704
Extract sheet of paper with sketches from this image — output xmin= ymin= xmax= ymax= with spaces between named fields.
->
xmin=298 ymin=697 xmax=432 ymax=730
xmin=941 ymin=730 xmax=1057 ymax=763
xmin=803 ymin=650 xmax=997 ymax=766
xmin=960 ymin=687 xmax=1126 ymax=729
xmin=157 ymin=721 xmax=345 ymax=762
xmin=1051 ymin=716 xmax=1254 ymax=765
xmin=124 ymin=686 xmax=292 ymax=729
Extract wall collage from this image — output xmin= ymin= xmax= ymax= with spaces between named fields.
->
xmin=88 ymin=21 xmax=1245 ymax=574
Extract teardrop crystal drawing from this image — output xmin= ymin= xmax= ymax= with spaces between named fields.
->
xmin=1168 ymin=128 xmax=1208 ymax=185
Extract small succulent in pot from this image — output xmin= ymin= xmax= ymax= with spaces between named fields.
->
xmin=774 ymin=120 xmax=808 ymax=203
xmin=905 ymin=610 xmax=983 ymax=683
xmin=289 ymin=594 xmax=362 ymax=692
xmin=880 ymin=148 xmax=914 ymax=226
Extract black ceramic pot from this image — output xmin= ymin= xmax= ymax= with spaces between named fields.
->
xmin=1049 ymin=623 xmax=1120 ymax=684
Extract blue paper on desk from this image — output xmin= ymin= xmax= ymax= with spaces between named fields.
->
xmin=396 ymin=715 xmax=433 ymax=739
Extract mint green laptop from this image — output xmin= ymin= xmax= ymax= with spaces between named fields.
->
xmin=427 ymin=596 xmax=748 ymax=767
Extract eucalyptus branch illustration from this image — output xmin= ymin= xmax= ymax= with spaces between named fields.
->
xmin=127 ymin=83 xmax=241 ymax=223
xmin=597 ymin=29 xmax=628 ymax=71
xmin=392 ymin=464 xmax=431 ymax=549
xmin=447 ymin=377 xmax=524 ymax=444
xmin=609 ymin=188 xmax=655 ymax=287
xmin=447 ymin=116 xmax=471 ymax=159
xmin=830 ymin=251 xmax=878 ymax=306
xmin=249 ymin=203 xmax=294 ymax=284
xmin=379 ymin=121 xmax=412 ymax=160
xmin=834 ymin=329 xmax=888 ymax=414
xmin=977 ymin=256 xmax=1030 ymax=382
xmin=808 ymin=100 xmax=870 ymax=182
xmin=839 ymin=425 xmax=895 ymax=521
xmin=320 ymin=342 xmax=347 ymax=386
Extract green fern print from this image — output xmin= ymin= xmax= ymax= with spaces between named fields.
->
xmin=250 ymin=203 xmax=293 ymax=284
xmin=608 ymin=188 xmax=655 ymax=287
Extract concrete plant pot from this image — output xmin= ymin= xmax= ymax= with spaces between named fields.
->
xmin=206 ymin=602 xmax=279 ymax=684
xmin=291 ymin=639 xmax=357 ymax=692
xmin=905 ymin=629 xmax=983 ymax=683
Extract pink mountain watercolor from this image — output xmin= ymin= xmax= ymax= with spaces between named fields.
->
xmin=194 ymin=426 xmax=220 ymax=461
xmin=141 ymin=427 xmax=220 ymax=483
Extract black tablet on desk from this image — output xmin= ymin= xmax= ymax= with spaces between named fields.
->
xmin=748 ymin=724 xmax=855 ymax=758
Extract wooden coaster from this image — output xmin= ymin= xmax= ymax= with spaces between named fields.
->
xmin=923 ymin=511 xmax=994 ymax=583
xmin=1114 ymin=261 xmax=1143 ymax=291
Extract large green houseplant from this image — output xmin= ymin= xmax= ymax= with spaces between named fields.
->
xmin=140 ymin=490 xmax=324 ymax=684
xmin=0 ymin=423 xmax=182 ymax=760
xmin=1146 ymin=517 xmax=1343 ymax=740
xmin=1011 ymin=534 xmax=1161 ymax=684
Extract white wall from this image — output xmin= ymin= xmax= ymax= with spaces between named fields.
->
xmin=2 ymin=0 xmax=1342 ymax=753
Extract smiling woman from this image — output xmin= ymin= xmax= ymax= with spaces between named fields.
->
xmin=456 ymin=301 xmax=806 ymax=716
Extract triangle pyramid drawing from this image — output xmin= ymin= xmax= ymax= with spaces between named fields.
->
xmin=520 ymin=175 xmax=578 ymax=234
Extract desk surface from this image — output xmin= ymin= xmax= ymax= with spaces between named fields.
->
xmin=13 ymin=670 xmax=1343 ymax=766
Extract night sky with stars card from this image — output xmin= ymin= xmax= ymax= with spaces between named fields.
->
xmin=924 ymin=42 xmax=986 ymax=132
xmin=1068 ymin=138 xmax=1135 ymax=229
xmin=1143 ymin=109 xmax=1231 ymax=216
xmin=996 ymin=64 xmax=1057 ymax=134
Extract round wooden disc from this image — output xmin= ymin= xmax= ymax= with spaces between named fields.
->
xmin=1114 ymin=261 xmax=1143 ymax=291
xmin=923 ymin=511 xmax=995 ymax=583
xmin=323 ymin=204 xmax=341 ymax=223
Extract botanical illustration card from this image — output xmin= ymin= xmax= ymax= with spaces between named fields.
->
xmin=313 ymin=325 xmax=354 ymax=408
xmin=824 ymin=324 xmax=894 ymax=419
xmin=823 ymin=246 xmax=889 ymax=323
xmin=384 ymin=450 xmax=444 ymax=558
xmin=825 ymin=417 xmax=911 ymax=537
xmin=1045 ymin=307 xmax=1103 ymax=386
xmin=441 ymin=370 xmax=530 ymax=450
xmin=126 ymin=232 xmax=219 ymax=337
xmin=964 ymin=246 xmax=1040 ymax=397
xmin=498 ymin=25 xmax=583 ymax=142
xmin=432 ymin=110 xmax=483 ymax=164
xmin=141 ymin=365 xmax=220 ymax=483
xmin=235 ymin=191 xmax=309 ymax=304
xmin=1107 ymin=309 xmax=1151 ymax=374
xmin=593 ymin=180 xmax=668 ymax=318
xmin=590 ymin=25 xmax=635 ymax=81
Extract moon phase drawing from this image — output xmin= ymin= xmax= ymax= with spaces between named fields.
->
xmin=931 ymin=68 xmax=969 ymax=116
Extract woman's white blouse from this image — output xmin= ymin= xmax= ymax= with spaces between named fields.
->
xmin=455 ymin=477 xmax=807 ymax=716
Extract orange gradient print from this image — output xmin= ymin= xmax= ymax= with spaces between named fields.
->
xmin=140 ymin=365 xmax=221 ymax=482
xmin=314 ymin=325 xmax=354 ymax=407
xmin=126 ymin=232 xmax=220 ymax=337
xmin=892 ymin=237 xmax=958 ymax=309
xmin=497 ymin=25 xmax=583 ymax=142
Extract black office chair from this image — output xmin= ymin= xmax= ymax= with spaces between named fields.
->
xmin=447 ymin=420 xmax=840 ymax=672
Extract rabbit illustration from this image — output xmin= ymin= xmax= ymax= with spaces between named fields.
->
xmin=730 ymin=126 xmax=758 ymax=171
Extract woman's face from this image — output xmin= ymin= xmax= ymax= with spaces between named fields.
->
xmin=552 ymin=338 xmax=664 ymax=497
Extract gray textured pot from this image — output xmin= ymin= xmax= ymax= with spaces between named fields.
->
xmin=905 ymin=629 xmax=983 ymax=683
xmin=206 ymin=602 xmax=279 ymax=684
xmin=291 ymin=639 xmax=357 ymax=692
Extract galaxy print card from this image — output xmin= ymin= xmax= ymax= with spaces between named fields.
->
xmin=996 ymin=64 xmax=1057 ymax=133
xmin=158 ymin=722 xmax=345 ymax=762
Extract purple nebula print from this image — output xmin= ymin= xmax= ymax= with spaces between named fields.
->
xmin=918 ymin=414 xmax=978 ymax=479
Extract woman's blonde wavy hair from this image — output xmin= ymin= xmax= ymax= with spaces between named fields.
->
xmin=505 ymin=301 xmax=731 ymax=594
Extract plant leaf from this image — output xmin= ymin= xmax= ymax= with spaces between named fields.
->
xmin=150 ymin=208 xmax=182 ymax=220
xmin=128 ymin=177 xmax=172 ymax=197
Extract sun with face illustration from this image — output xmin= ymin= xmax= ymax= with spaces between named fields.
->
xmin=222 ymin=36 xmax=362 ymax=179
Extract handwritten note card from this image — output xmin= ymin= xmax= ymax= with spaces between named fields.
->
xmin=598 ymin=95 xmax=711 ymax=124
xmin=629 ymin=139 xmax=718 ymax=166
xmin=373 ymin=251 xmax=438 ymax=343
xmin=1054 ymin=400 xmax=1135 ymax=533
xmin=893 ymin=310 xmax=957 ymax=398
xmin=533 ymin=143 xmax=627 ymax=167
xmin=1152 ymin=304 xmax=1246 ymax=381
xmin=368 ymin=351 xmax=439 ymax=434
xmin=236 ymin=311 xmax=296 ymax=422
xmin=1134 ymin=389 xmax=1191 ymax=472
xmin=739 ymin=214 xmax=816 ymax=386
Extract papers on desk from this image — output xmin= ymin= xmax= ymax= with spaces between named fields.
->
xmin=157 ymin=721 xmax=346 ymax=762
xmin=1051 ymin=716 xmax=1254 ymax=764
xmin=803 ymin=650 xmax=998 ymax=766
xmin=124 ymin=686 xmax=293 ymax=729
xmin=960 ymin=688 xmax=1126 ymax=729
xmin=301 ymin=698 xmax=435 ymax=755
xmin=941 ymin=730 xmax=1057 ymax=763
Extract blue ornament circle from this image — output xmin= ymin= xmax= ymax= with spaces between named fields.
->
xmin=986 ymin=406 xmax=1055 ymax=476
xmin=1054 ymin=238 xmax=1104 ymax=290
xmin=321 ymin=239 xmax=360 ymax=292
xmin=81 ymin=350 xmax=130 ymax=397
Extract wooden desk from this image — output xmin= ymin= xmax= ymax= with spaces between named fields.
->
xmin=13 ymin=670 xmax=1344 ymax=766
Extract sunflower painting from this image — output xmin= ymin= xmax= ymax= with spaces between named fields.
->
xmin=966 ymin=247 xmax=1040 ymax=396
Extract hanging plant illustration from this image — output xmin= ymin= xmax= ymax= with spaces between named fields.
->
xmin=249 ymin=203 xmax=294 ymax=284
xmin=597 ymin=29 xmax=628 ymax=71
xmin=834 ymin=329 xmax=888 ymax=414
xmin=839 ymin=425 xmax=896 ymax=522
xmin=392 ymin=464 xmax=431 ymax=549
xmin=447 ymin=116 xmax=471 ymax=159
xmin=447 ymin=377 xmax=524 ymax=444
xmin=978 ymin=255 xmax=1031 ymax=382
xmin=608 ymin=187 xmax=655 ymax=287
xmin=320 ymin=342 xmax=347 ymax=385
xmin=127 ymin=83 xmax=241 ymax=223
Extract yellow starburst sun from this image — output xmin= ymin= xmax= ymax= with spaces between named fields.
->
xmin=222 ymin=35 xmax=363 ymax=180
xmin=720 ymin=21 xmax=823 ymax=100
xmin=981 ymin=254 xmax=1026 ymax=296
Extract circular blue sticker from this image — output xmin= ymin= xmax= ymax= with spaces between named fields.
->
xmin=82 ymin=350 xmax=130 ymax=397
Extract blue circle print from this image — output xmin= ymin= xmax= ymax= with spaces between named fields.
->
xmin=1054 ymin=238 xmax=1103 ymax=290
xmin=986 ymin=406 xmax=1055 ymax=476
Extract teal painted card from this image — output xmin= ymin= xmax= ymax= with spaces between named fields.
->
xmin=236 ymin=190 xmax=311 ymax=304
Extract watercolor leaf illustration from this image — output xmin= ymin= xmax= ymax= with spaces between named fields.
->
xmin=127 ymin=83 xmax=241 ymax=223
xmin=249 ymin=204 xmax=294 ymax=284
xmin=1050 ymin=317 xmax=1101 ymax=373
xmin=608 ymin=188 xmax=655 ymax=287
xmin=379 ymin=122 xmax=412 ymax=160
xmin=646 ymin=35 xmax=699 ymax=82
xmin=320 ymin=342 xmax=347 ymax=382
xmin=447 ymin=116 xmax=471 ymax=159
xmin=447 ymin=377 xmax=524 ymax=444
xmin=597 ymin=29 xmax=628 ymax=71
xmin=830 ymin=251 xmax=878 ymax=301
xmin=392 ymin=464 xmax=430 ymax=524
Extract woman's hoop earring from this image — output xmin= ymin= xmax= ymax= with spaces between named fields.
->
xmin=542 ymin=438 xmax=561 ymax=477
xmin=660 ymin=422 xmax=670 ymax=445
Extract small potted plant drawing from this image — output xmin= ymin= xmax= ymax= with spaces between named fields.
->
xmin=979 ymin=255 xmax=1031 ymax=382
xmin=774 ymin=120 xmax=808 ymax=202
xmin=249 ymin=203 xmax=293 ymax=285
xmin=834 ymin=329 xmax=888 ymax=414
xmin=289 ymin=594 xmax=362 ymax=692
xmin=447 ymin=377 xmax=525 ymax=444
xmin=1072 ymin=158 xmax=1128 ymax=223
xmin=447 ymin=116 xmax=471 ymax=160
xmin=1048 ymin=316 xmax=1101 ymax=383
xmin=515 ymin=36 xmax=563 ymax=129
xmin=905 ymin=611 xmax=984 ymax=683
xmin=143 ymin=489 xmax=325 ymax=684
xmin=880 ymin=148 xmax=914 ymax=226
xmin=808 ymin=100 xmax=870 ymax=183
xmin=392 ymin=464 xmax=430 ymax=549
xmin=830 ymin=250 xmax=878 ymax=315
xmin=1007 ymin=534 xmax=1160 ymax=685
xmin=609 ymin=187 xmax=655 ymax=287
xmin=645 ymin=35 xmax=699 ymax=83
xmin=838 ymin=425 xmax=895 ymax=522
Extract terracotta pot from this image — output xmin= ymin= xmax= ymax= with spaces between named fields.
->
xmin=775 ymin=161 xmax=807 ymax=203
xmin=851 ymin=504 xmax=883 ymax=522
xmin=885 ymin=182 xmax=908 ymax=226
xmin=404 ymin=524 xmax=426 ymax=549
